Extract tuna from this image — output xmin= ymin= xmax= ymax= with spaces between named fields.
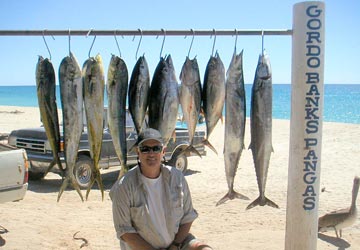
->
xmin=82 ymin=54 xmax=105 ymax=200
xmin=107 ymin=55 xmax=128 ymax=180
xmin=217 ymin=50 xmax=249 ymax=206
xmin=202 ymin=52 xmax=225 ymax=155
xmin=58 ymin=52 xmax=84 ymax=202
xmin=179 ymin=56 xmax=202 ymax=157
xmin=148 ymin=55 xmax=179 ymax=146
xmin=247 ymin=51 xmax=279 ymax=210
xmin=128 ymin=55 xmax=150 ymax=135
xmin=35 ymin=56 xmax=62 ymax=176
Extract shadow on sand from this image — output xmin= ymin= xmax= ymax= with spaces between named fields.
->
xmin=318 ymin=233 xmax=351 ymax=250
xmin=28 ymin=168 xmax=120 ymax=194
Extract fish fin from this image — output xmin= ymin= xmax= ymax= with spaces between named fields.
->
xmin=117 ymin=163 xmax=128 ymax=180
xmin=246 ymin=196 xmax=279 ymax=210
xmin=171 ymin=130 xmax=177 ymax=142
xmin=220 ymin=115 xmax=224 ymax=124
xmin=182 ymin=145 xmax=202 ymax=158
xmin=216 ymin=190 xmax=249 ymax=206
xmin=57 ymin=176 xmax=69 ymax=202
xmin=57 ymin=176 xmax=84 ymax=202
xmin=128 ymin=144 xmax=137 ymax=153
xmin=45 ymin=158 xmax=64 ymax=176
xmin=202 ymin=139 xmax=218 ymax=155
xmin=86 ymin=169 xmax=104 ymax=201
xmin=44 ymin=159 xmax=56 ymax=176
xmin=85 ymin=178 xmax=95 ymax=200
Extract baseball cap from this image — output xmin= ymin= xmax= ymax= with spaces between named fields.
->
xmin=135 ymin=128 xmax=164 ymax=146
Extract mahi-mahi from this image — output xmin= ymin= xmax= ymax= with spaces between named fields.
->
xmin=83 ymin=54 xmax=105 ymax=200
xmin=35 ymin=56 xmax=63 ymax=176
xmin=107 ymin=55 xmax=128 ymax=180
xmin=58 ymin=52 xmax=84 ymax=202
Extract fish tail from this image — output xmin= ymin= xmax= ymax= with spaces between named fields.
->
xmin=246 ymin=195 xmax=279 ymax=210
xmin=202 ymin=139 xmax=218 ymax=155
xmin=71 ymin=177 xmax=84 ymax=202
xmin=57 ymin=176 xmax=69 ymax=202
xmin=128 ymin=144 xmax=137 ymax=154
xmin=184 ymin=145 xmax=202 ymax=158
xmin=117 ymin=163 xmax=128 ymax=180
xmin=85 ymin=178 xmax=95 ymax=200
xmin=45 ymin=157 xmax=65 ymax=177
xmin=216 ymin=190 xmax=249 ymax=206
xmin=85 ymin=169 xmax=104 ymax=201
xmin=44 ymin=159 xmax=56 ymax=176
xmin=57 ymin=175 xmax=84 ymax=202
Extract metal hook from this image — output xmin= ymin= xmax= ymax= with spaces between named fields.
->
xmin=135 ymin=29 xmax=143 ymax=60
xmin=86 ymin=29 xmax=97 ymax=58
xmin=211 ymin=29 xmax=217 ymax=56
xmin=114 ymin=30 xmax=122 ymax=57
xmin=187 ymin=29 xmax=195 ymax=58
xmin=68 ymin=29 xmax=71 ymax=56
xmin=159 ymin=29 xmax=166 ymax=58
xmin=42 ymin=30 xmax=54 ymax=60
xmin=234 ymin=29 xmax=238 ymax=54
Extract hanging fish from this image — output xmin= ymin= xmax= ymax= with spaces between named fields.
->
xmin=148 ymin=55 xmax=179 ymax=146
xmin=217 ymin=50 xmax=249 ymax=206
xmin=247 ymin=51 xmax=278 ymax=210
xmin=202 ymin=51 xmax=225 ymax=155
xmin=82 ymin=54 xmax=105 ymax=200
xmin=58 ymin=52 xmax=84 ymax=202
xmin=35 ymin=56 xmax=63 ymax=176
xmin=179 ymin=56 xmax=202 ymax=157
xmin=107 ymin=55 xmax=128 ymax=180
xmin=128 ymin=55 xmax=150 ymax=134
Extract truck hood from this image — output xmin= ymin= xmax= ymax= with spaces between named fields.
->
xmin=9 ymin=127 xmax=48 ymax=140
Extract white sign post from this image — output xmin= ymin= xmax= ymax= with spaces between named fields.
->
xmin=285 ymin=1 xmax=325 ymax=249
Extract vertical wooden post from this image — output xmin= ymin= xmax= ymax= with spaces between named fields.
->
xmin=285 ymin=1 xmax=325 ymax=250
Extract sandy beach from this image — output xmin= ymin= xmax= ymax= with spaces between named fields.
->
xmin=0 ymin=105 xmax=359 ymax=250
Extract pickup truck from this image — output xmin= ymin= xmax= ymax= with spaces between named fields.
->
xmin=7 ymin=110 xmax=206 ymax=188
xmin=0 ymin=143 xmax=29 ymax=203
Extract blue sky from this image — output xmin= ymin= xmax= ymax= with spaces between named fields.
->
xmin=0 ymin=0 xmax=358 ymax=86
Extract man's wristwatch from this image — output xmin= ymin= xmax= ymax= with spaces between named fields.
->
xmin=168 ymin=241 xmax=182 ymax=250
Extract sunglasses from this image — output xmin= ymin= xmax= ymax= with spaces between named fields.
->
xmin=139 ymin=145 xmax=163 ymax=154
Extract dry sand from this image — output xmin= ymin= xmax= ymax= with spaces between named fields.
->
xmin=0 ymin=105 xmax=359 ymax=250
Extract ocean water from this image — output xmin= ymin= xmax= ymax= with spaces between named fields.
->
xmin=0 ymin=84 xmax=359 ymax=124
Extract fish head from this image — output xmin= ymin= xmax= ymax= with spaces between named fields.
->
xmin=226 ymin=50 xmax=243 ymax=81
xmin=180 ymin=57 xmax=200 ymax=86
xmin=256 ymin=52 xmax=272 ymax=80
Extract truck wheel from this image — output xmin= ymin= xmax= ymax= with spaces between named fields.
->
xmin=168 ymin=150 xmax=188 ymax=173
xmin=74 ymin=155 xmax=93 ymax=189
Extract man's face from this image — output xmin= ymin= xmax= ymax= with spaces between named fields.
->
xmin=137 ymin=139 xmax=165 ymax=168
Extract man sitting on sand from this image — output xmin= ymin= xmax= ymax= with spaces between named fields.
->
xmin=110 ymin=128 xmax=212 ymax=250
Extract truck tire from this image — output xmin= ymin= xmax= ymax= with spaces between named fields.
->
xmin=168 ymin=150 xmax=188 ymax=173
xmin=74 ymin=155 xmax=93 ymax=189
xmin=29 ymin=171 xmax=45 ymax=181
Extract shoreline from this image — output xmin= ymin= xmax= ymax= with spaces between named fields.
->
xmin=0 ymin=106 xmax=358 ymax=135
